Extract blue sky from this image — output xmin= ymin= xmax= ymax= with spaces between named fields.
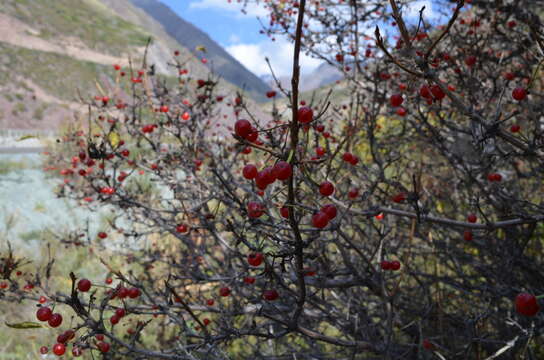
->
xmin=158 ymin=0 xmax=442 ymax=78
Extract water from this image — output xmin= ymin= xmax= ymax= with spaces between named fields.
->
xmin=0 ymin=153 xmax=103 ymax=256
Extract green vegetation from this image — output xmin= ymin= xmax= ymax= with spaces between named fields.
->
xmin=0 ymin=0 xmax=150 ymax=56
xmin=0 ymin=42 xmax=115 ymax=101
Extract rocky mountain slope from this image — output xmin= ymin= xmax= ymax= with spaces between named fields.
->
xmin=128 ymin=0 xmax=272 ymax=102
xmin=0 ymin=0 xmax=269 ymax=132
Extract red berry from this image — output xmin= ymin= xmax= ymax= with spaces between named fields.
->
xmin=247 ymin=201 xmax=264 ymax=218
xmin=243 ymin=164 xmax=258 ymax=179
xmin=465 ymin=55 xmax=477 ymax=67
xmin=390 ymin=94 xmax=404 ymax=107
xmin=463 ymin=230 xmax=473 ymax=241
xmin=128 ymin=287 xmax=141 ymax=298
xmin=430 ymin=85 xmax=446 ymax=100
xmin=319 ymin=181 xmax=334 ymax=196
xmin=203 ymin=318 xmax=211 ymax=326
xmin=467 ymin=214 xmax=477 ymax=223
xmin=380 ymin=261 xmax=392 ymax=270
xmin=77 ymin=278 xmax=91 ymax=292
xmin=312 ymin=211 xmax=329 ymax=228
xmin=234 ymin=119 xmax=252 ymax=138
xmin=280 ymin=206 xmax=290 ymax=219
xmin=247 ymin=252 xmax=264 ymax=267
xmin=515 ymin=293 xmax=540 ymax=316
xmin=348 ymin=188 xmax=359 ymax=199
xmin=266 ymin=90 xmax=277 ymax=98
xmin=98 ymin=232 xmax=108 ymax=239
xmin=274 ymin=161 xmax=292 ymax=180
xmin=298 ymin=106 xmax=313 ymax=124
xmin=392 ymin=192 xmax=407 ymax=203
xmin=219 ymin=287 xmax=231 ymax=297
xmin=510 ymin=124 xmax=521 ymax=133
xmin=48 ymin=313 xmax=63 ymax=328
xmin=422 ymin=339 xmax=434 ymax=350
xmin=419 ymin=85 xmax=432 ymax=98
xmin=342 ymin=152 xmax=354 ymax=163
xmin=176 ymin=224 xmax=188 ymax=233
xmin=110 ymin=314 xmax=120 ymax=325
xmin=321 ymin=204 xmax=337 ymax=220
xmin=52 ymin=343 xmax=66 ymax=356
xmin=36 ymin=306 xmax=52 ymax=321
xmin=97 ymin=342 xmax=111 ymax=353
xmin=40 ymin=346 xmax=48 ymax=354
xmin=512 ymin=87 xmax=527 ymax=101
xmin=206 ymin=299 xmax=215 ymax=306
xmin=243 ymin=276 xmax=256 ymax=284
xmin=72 ymin=346 xmax=83 ymax=357
xmin=390 ymin=261 xmax=401 ymax=271
xmin=115 ymin=308 xmax=126 ymax=317
xmin=263 ymin=289 xmax=279 ymax=301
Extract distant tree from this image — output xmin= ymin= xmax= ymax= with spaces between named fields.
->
xmin=2 ymin=0 xmax=544 ymax=359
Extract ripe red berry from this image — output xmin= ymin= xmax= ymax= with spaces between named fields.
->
xmin=319 ymin=181 xmax=334 ymax=196
xmin=348 ymin=188 xmax=359 ymax=199
xmin=176 ymin=224 xmax=188 ymax=233
xmin=430 ymin=84 xmax=445 ymax=100
xmin=36 ymin=306 xmax=52 ymax=321
xmin=392 ymin=192 xmax=407 ymax=203
xmin=115 ymin=308 xmax=126 ymax=318
xmin=380 ymin=261 xmax=392 ymax=270
xmin=422 ymin=339 xmax=434 ymax=350
xmin=274 ymin=161 xmax=293 ymax=180
xmin=243 ymin=276 xmax=256 ymax=284
xmin=463 ymin=230 xmax=473 ymax=241
xmin=206 ymin=299 xmax=215 ymax=306
xmin=298 ymin=106 xmax=313 ymax=124
xmin=243 ymin=164 xmax=258 ymax=179
xmin=263 ymin=289 xmax=279 ymax=301
xmin=312 ymin=211 xmax=329 ymax=228
xmin=48 ymin=313 xmax=63 ymax=328
xmin=219 ymin=287 xmax=231 ymax=297
xmin=247 ymin=201 xmax=264 ymax=218
xmin=280 ymin=206 xmax=290 ymax=219
xmin=390 ymin=260 xmax=401 ymax=271
xmin=419 ymin=85 xmax=432 ymax=99
xmin=97 ymin=342 xmax=111 ymax=353
xmin=40 ymin=346 xmax=48 ymax=354
xmin=110 ymin=314 xmax=120 ymax=325
xmin=128 ymin=287 xmax=141 ymax=298
xmin=465 ymin=55 xmax=477 ymax=67
xmin=234 ymin=119 xmax=252 ymax=138
xmin=467 ymin=214 xmax=477 ymax=223
xmin=512 ymin=87 xmax=527 ymax=101
xmin=321 ymin=204 xmax=337 ymax=220
xmin=342 ymin=152 xmax=354 ymax=163
xmin=510 ymin=124 xmax=520 ymax=133
xmin=98 ymin=232 xmax=108 ymax=239
xmin=247 ymin=252 xmax=264 ymax=267
xmin=266 ymin=90 xmax=277 ymax=98
xmin=52 ymin=343 xmax=66 ymax=356
xmin=390 ymin=94 xmax=404 ymax=107
xmin=203 ymin=318 xmax=211 ymax=326
xmin=315 ymin=147 xmax=326 ymax=157
xmin=515 ymin=293 xmax=540 ymax=316
xmin=77 ymin=278 xmax=91 ymax=292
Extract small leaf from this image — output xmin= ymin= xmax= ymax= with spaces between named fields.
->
xmin=108 ymin=132 xmax=121 ymax=148
xmin=195 ymin=45 xmax=207 ymax=53
xmin=16 ymin=135 xmax=38 ymax=142
xmin=5 ymin=321 xmax=43 ymax=329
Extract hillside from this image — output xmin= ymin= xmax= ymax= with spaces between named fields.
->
xmin=129 ymin=0 xmax=273 ymax=102
xmin=0 ymin=0 xmax=268 ymax=132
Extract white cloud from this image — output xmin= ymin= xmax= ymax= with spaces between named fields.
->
xmin=190 ymin=0 xmax=268 ymax=18
xmin=226 ymin=38 xmax=321 ymax=78
xmin=228 ymin=34 xmax=241 ymax=44
xmin=405 ymin=0 xmax=438 ymax=21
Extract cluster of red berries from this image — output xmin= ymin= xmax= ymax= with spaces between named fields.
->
xmin=380 ymin=260 xmax=401 ymax=271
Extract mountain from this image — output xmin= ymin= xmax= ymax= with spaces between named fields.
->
xmin=128 ymin=0 xmax=272 ymax=102
xmin=261 ymin=62 xmax=343 ymax=93
xmin=0 ymin=0 xmax=267 ymax=132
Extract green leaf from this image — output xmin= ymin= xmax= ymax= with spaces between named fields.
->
xmin=5 ymin=321 xmax=43 ymax=329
